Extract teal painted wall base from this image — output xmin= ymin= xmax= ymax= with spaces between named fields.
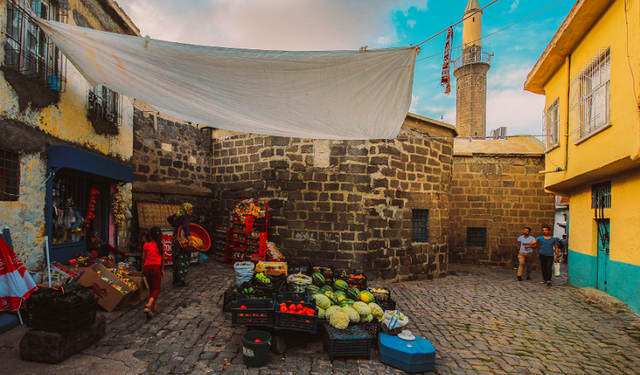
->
xmin=568 ymin=249 xmax=640 ymax=316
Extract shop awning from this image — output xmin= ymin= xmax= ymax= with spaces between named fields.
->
xmin=47 ymin=146 xmax=133 ymax=183
xmin=34 ymin=18 xmax=418 ymax=140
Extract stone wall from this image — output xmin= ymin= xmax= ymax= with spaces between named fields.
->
xmin=130 ymin=106 xmax=215 ymax=247
xmin=454 ymin=62 xmax=489 ymax=138
xmin=449 ymin=154 xmax=556 ymax=266
xmin=210 ymin=123 xmax=456 ymax=281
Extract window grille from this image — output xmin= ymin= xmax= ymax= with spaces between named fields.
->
xmin=591 ymin=181 xmax=611 ymax=209
xmin=411 ymin=209 xmax=429 ymax=243
xmin=4 ymin=0 xmax=68 ymax=92
xmin=466 ymin=227 xmax=487 ymax=247
xmin=0 ymin=149 xmax=20 ymax=201
xmin=544 ymin=99 xmax=560 ymax=150
xmin=570 ymin=48 xmax=610 ymax=140
xmin=89 ymin=85 xmax=121 ymax=125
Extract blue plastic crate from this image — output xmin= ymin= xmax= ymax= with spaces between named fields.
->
xmin=378 ymin=333 xmax=436 ymax=373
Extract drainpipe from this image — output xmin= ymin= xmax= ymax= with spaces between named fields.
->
xmin=564 ymin=54 xmax=571 ymax=170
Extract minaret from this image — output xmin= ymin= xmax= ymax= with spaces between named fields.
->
xmin=453 ymin=0 xmax=491 ymax=138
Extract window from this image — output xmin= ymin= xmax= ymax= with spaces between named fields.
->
xmin=89 ymin=85 xmax=121 ymax=125
xmin=0 ymin=149 xmax=20 ymax=201
xmin=544 ymin=99 xmax=559 ymax=149
xmin=411 ymin=209 xmax=429 ymax=243
xmin=591 ymin=181 xmax=611 ymax=209
xmin=570 ymin=49 xmax=610 ymax=139
xmin=4 ymin=0 xmax=68 ymax=91
xmin=466 ymin=227 xmax=486 ymax=247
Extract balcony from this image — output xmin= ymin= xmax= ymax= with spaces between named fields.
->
xmin=452 ymin=46 xmax=491 ymax=71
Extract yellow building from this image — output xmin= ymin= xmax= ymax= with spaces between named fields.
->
xmin=1 ymin=0 xmax=139 ymax=268
xmin=525 ymin=0 xmax=640 ymax=314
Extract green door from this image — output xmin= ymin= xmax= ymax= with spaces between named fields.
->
xmin=596 ymin=219 xmax=610 ymax=292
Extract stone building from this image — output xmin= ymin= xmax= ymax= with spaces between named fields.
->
xmin=0 ymin=0 xmax=139 ymax=268
xmin=203 ymin=113 xmax=457 ymax=281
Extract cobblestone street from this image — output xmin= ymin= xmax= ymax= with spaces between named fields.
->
xmin=2 ymin=259 xmax=640 ymax=374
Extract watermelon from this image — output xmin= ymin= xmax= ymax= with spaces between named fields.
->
xmin=347 ymin=286 xmax=360 ymax=300
xmin=314 ymin=294 xmax=331 ymax=309
xmin=312 ymin=272 xmax=325 ymax=287
xmin=320 ymin=285 xmax=334 ymax=294
xmin=339 ymin=298 xmax=355 ymax=307
xmin=333 ymin=279 xmax=349 ymax=292
xmin=359 ymin=291 xmax=375 ymax=303
xmin=327 ymin=293 xmax=339 ymax=305
xmin=308 ymin=285 xmax=321 ymax=295
xmin=334 ymin=291 xmax=347 ymax=302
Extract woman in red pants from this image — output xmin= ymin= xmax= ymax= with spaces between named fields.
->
xmin=142 ymin=227 xmax=165 ymax=319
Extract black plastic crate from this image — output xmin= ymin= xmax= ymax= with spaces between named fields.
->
xmin=222 ymin=284 xmax=238 ymax=312
xmin=323 ymin=322 xmax=372 ymax=361
xmin=288 ymin=259 xmax=313 ymax=276
xmin=368 ymin=287 xmax=391 ymax=302
xmin=312 ymin=265 xmax=334 ymax=284
xmin=277 ymin=288 xmax=310 ymax=304
xmin=335 ymin=269 xmax=367 ymax=290
xmin=354 ymin=321 xmax=382 ymax=349
xmin=27 ymin=299 xmax=97 ymax=335
xmin=230 ymin=298 xmax=275 ymax=326
xmin=250 ymin=274 xmax=286 ymax=295
xmin=274 ymin=301 xmax=318 ymax=334
xmin=376 ymin=296 xmax=396 ymax=311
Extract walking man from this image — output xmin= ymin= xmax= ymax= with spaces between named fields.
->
xmin=530 ymin=225 xmax=560 ymax=286
xmin=517 ymin=227 xmax=536 ymax=281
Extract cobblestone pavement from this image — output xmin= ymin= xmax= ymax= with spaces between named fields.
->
xmin=2 ymin=259 xmax=640 ymax=375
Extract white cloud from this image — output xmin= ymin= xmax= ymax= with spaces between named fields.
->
xmin=118 ymin=0 xmax=428 ymax=50
xmin=407 ymin=20 xmax=417 ymax=28
xmin=410 ymin=94 xmax=420 ymax=112
xmin=486 ymin=88 xmax=545 ymax=136
xmin=509 ymin=0 xmax=520 ymax=13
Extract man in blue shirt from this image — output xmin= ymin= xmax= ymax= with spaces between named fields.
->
xmin=516 ymin=227 xmax=536 ymax=281
xmin=529 ymin=225 xmax=560 ymax=286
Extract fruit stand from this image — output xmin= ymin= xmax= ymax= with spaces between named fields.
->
xmin=224 ymin=260 xmax=398 ymax=362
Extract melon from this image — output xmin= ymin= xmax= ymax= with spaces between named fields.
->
xmin=329 ymin=311 xmax=350 ymax=329
xmin=312 ymin=272 xmax=325 ymax=287
xmin=314 ymin=294 xmax=331 ymax=310
xmin=359 ymin=291 xmax=375 ymax=303
xmin=333 ymin=279 xmax=349 ymax=292
xmin=325 ymin=305 xmax=342 ymax=320
xmin=347 ymin=286 xmax=360 ymax=300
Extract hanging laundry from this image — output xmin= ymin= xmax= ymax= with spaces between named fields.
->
xmin=441 ymin=27 xmax=454 ymax=94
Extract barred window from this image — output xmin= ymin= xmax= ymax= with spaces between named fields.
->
xmin=466 ymin=227 xmax=487 ymax=247
xmin=591 ymin=181 xmax=611 ymax=209
xmin=411 ymin=209 xmax=429 ymax=243
xmin=0 ymin=149 xmax=20 ymax=201
xmin=89 ymin=85 xmax=121 ymax=125
xmin=544 ymin=99 xmax=559 ymax=150
xmin=570 ymin=48 xmax=610 ymax=140
xmin=5 ymin=0 xmax=68 ymax=92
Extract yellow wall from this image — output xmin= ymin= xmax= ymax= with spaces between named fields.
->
xmin=542 ymin=0 xmax=640 ymax=191
xmin=463 ymin=10 xmax=482 ymax=47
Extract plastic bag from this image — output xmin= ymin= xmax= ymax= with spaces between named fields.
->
xmin=383 ymin=310 xmax=410 ymax=330
xmin=233 ymin=261 xmax=255 ymax=285
xmin=553 ymin=262 xmax=561 ymax=277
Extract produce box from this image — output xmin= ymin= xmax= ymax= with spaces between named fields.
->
xmin=287 ymin=259 xmax=312 ymax=276
xmin=354 ymin=321 xmax=382 ymax=349
xmin=368 ymin=287 xmax=391 ymax=302
xmin=255 ymin=261 xmax=287 ymax=276
xmin=277 ymin=288 xmax=310 ymax=304
xmin=76 ymin=263 xmax=134 ymax=312
xmin=377 ymin=296 xmax=396 ymax=312
xmin=274 ymin=300 xmax=318 ymax=334
xmin=230 ymin=298 xmax=275 ymax=326
xmin=249 ymin=273 xmax=286 ymax=295
xmin=312 ymin=266 xmax=334 ymax=284
xmin=323 ymin=322 xmax=372 ymax=361
xmin=335 ymin=269 xmax=367 ymax=290
xmin=124 ymin=271 xmax=150 ymax=306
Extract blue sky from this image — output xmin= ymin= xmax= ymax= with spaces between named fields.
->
xmin=117 ymin=0 xmax=575 ymax=137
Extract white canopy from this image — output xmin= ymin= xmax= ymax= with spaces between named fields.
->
xmin=35 ymin=18 xmax=418 ymax=140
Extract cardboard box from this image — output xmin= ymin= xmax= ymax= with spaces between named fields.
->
xmin=124 ymin=271 xmax=150 ymax=306
xmin=77 ymin=263 xmax=134 ymax=312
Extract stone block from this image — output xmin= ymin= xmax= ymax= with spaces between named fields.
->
xmin=20 ymin=315 xmax=106 ymax=364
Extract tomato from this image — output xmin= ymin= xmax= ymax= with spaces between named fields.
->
xmin=280 ymin=307 xmax=288 ymax=313
xmin=289 ymin=304 xmax=297 ymax=311
xmin=240 ymin=305 xmax=247 ymax=309
xmin=300 ymin=301 xmax=305 ymax=303
xmin=296 ymin=304 xmax=303 ymax=310
xmin=254 ymin=339 xmax=261 ymax=343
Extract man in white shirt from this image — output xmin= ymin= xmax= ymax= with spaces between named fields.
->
xmin=517 ymin=227 xmax=536 ymax=281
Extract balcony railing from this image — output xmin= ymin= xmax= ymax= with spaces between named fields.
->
xmin=452 ymin=46 xmax=491 ymax=70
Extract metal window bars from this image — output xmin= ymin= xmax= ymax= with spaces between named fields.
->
xmin=0 ymin=149 xmax=20 ymax=202
xmin=88 ymin=85 xmax=122 ymax=126
xmin=543 ymin=99 xmax=560 ymax=150
xmin=411 ymin=209 xmax=429 ymax=243
xmin=4 ymin=0 xmax=68 ymax=92
xmin=570 ymin=48 xmax=611 ymax=140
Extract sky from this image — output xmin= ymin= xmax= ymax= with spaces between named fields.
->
xmin=116 ymin=0 xmax=575 ymax=137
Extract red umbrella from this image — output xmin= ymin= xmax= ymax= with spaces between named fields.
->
xmin=0 ymin=237 xmax=37 ymax=312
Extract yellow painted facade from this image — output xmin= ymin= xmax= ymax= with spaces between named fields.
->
xmin=525 ymin=0 xmax=640 ymax=314
xmin=0 ymin=0 xmax=139 ymax=269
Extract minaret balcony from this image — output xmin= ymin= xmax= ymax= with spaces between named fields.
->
xmin=452 ymin=46 xmax=491 ymax=70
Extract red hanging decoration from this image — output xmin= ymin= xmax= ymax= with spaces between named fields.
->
xmin=441 ymin=27 xmax=454 ymax=94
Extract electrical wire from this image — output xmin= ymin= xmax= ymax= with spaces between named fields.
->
xmin=416 ymin=0 xmax=568 ymax=62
